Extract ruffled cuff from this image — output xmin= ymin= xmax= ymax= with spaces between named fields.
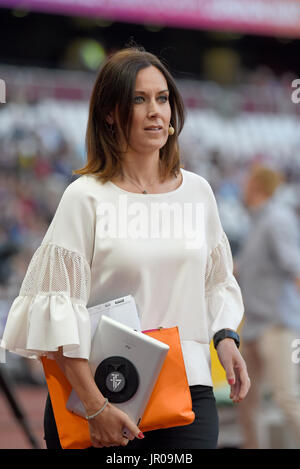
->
xmin=206 ymin=282 xmax=244 ymax=343
xmin=0 ymin=293 xmax=91 ymax=360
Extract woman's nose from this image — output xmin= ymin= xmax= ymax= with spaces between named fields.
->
xmin=147 ymin=99 xmax=160 ymax=117
xmin=148 ymin=110 xmax=158 ymax=118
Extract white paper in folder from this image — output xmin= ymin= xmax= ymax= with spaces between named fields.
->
xmin=88 ymin=294 xmax=141 ymax=338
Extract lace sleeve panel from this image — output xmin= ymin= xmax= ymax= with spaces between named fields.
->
xmin=19 ymin=243 xmax=91 ymax=303
xmin=205 ymin=232 xmax=233 ymax=295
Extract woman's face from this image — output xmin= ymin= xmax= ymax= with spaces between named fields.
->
xmin=127 ymin=65 xmax=172 ymax=155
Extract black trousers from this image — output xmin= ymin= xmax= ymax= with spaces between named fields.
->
xmin=44 ymin=385 xmax=219 ymax=450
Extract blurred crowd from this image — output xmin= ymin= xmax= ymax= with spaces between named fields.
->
xmin=0 ymin=118 xmax=80 ymax=314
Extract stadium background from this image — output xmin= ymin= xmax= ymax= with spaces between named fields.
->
xmin=0 ymin=0 xmax=300 ymax=449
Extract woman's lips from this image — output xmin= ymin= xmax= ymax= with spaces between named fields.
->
xmin=144 ymin=127 xmax=163 ymax=132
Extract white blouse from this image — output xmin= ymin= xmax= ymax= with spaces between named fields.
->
xmin=1 ymin=168 xmax=244 ymax=386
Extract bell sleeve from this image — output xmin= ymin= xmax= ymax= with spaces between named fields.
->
xmin=205 ymin=231 xmax=244 ymax=343
xmin=203 ymin=180 xmax=244 ymax=343
xmin=0 ymin=178 xmax=96 ymax=360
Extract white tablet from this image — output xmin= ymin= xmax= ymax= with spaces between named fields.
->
xmin=88 ymin=294 xmax=141 ymax=338
xmin=66 ymin=315 xmax=169 ymax=429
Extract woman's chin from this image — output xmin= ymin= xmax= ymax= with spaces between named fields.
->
xmin=129 ymin=139 xmax=168 ymax=155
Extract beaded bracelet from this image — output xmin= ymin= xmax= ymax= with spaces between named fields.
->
xmin=85 ymin=398 xmax=109 ymax=420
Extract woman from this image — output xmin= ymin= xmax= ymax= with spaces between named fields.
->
xmin=1 ymin=47 xmax=250 ymax=449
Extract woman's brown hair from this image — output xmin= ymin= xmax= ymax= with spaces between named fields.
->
xmin=73 ymin=46 xmax=185 ymax=183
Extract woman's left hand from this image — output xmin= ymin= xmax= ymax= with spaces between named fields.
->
xmin=216 ymin=338 xmax=250 ymax=403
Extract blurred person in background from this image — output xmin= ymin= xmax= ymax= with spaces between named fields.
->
xmin=235 ymin=165 xmax=300 ymax=449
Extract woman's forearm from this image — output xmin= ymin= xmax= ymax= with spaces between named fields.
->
xmin=53 ymin=347 xmax=106 ymax=416
xmin=52 ymin=348 xmax=143 ymax=447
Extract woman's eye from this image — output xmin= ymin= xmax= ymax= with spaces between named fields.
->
xmin=133 ymin=96 xmax=144 ymax=104
xmin=158 ymin=95 xmax=169 ymax=103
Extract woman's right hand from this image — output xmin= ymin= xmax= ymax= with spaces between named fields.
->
xmin=87 ymin=401 xmax=144 ymax=448
xmin=52 ymin=349 xmax=143 ymax=447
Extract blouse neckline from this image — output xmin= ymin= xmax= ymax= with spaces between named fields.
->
xmin=107 ymin=168 xmax=185 ymax=198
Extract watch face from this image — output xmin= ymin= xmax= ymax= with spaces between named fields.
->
xmin=226 ymin=330 xmax=240 ymax=346
xmin=214 ymin=329 xmax=240 ymax=349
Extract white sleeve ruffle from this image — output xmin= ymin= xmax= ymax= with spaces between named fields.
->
xmin=1 ymin=243 xmax=91 ymax=360
xmin=205 ymin=231 xmax=244 ymax=343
